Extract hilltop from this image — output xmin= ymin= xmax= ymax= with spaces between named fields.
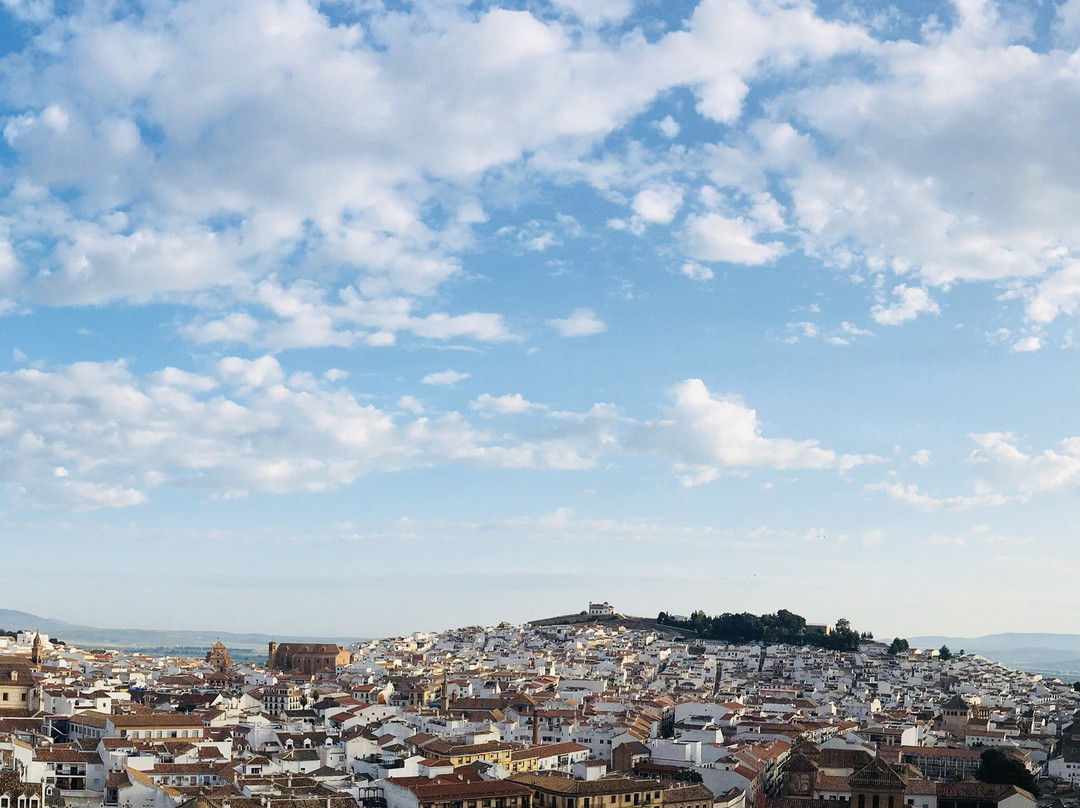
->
xmin=527 ymin=611 xmax=684 ymax=637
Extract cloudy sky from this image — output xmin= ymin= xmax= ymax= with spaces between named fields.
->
xmin=2 ymin=0 xmax=1080 ymax=640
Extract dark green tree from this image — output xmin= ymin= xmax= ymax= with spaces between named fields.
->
xmin=975 ymin=749 xmax=1039 ymax=797
xmin=887 ymin=637 xmax=909 ymax=655
xmin=673 ymin=768 xmax=703 ymax=783
xmin=938 ymin=645 xmax=952 ymax=661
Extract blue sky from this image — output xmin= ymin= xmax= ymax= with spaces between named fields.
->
xmin=2 ymin=0 xmax=1080 ymax=639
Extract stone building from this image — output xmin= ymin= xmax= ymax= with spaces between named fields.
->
xmin=204 ymin=641 xmax=232 ymax=671
xmin=266 ymin=642 xmax=350 ymax=674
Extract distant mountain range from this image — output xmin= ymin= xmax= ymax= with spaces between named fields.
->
xmin=0 ymin=608 xmax=365 ymax=654
xmin=909 ymin=633 xmax=1080 ymax=679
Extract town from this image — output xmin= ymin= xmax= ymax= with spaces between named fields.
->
xmin=1 ymin=604 xmax=1077 ymax=808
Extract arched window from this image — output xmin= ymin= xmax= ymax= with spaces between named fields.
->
xmin=873 ymin=796 xmax=879 ymax=808
xmin=858 ymin=796 xmax=865 ymax=808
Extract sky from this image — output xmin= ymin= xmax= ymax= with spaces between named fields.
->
xmin=2 ymin=0 xmax=1080 ymax=641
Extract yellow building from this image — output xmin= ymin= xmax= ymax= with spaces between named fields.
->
xmin=509 ymin=742 xmax=590 ymax=773
xmin=0 ymin=662 xmax=34 ymax=711
xmin=413 ymin=736 xmax=516 ymax=767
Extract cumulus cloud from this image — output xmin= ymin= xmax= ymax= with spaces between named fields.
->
xmin=680 ymin=261 xmax=714 ymax=281
xmin=656 ymin=115 xmax=680 ymax=138
xmin=183 ymin=280 xmax=515 ymax=350
xmin=870 ymin=285 xmax=940 ymax=325
xmin=631 ymin=185 xmax=683 ymax=224
xmin=629 ymin=378 xmax=873 ymax=485
xmin=470 ymin=393 xmax=544 ymax=415
xmin=865 ymin=481 xmax=1013 ymax=511
xmin=771 ymin=4 xmax=1080 ymax=326
xmin=0 ymin=358 xmax=617 ymax=508
xmin=1 ymin=0 xmax=1077 ymax=350
xmin=0 ymin=0 xmax=885 ymax=343
xmin=968 ymin=431 xmax=1080 ymax=496
xmin=421 ymin=370 xmax=471 ymax=386
xmin=0 ymin=357 xmax=879 ymax=508
xmin=547 ymin=308 xmax=606 ymax=337
xmin=682 ymin=212 xmax=786 ymax=265
xmin=1011 ymin=335 xmax=1043 ymax=352
xmin=869 ymin=431 xmax=1080 ymax=511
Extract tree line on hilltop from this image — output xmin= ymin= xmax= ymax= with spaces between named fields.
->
xmin=656 ymin=609 xmax=872 ymax=651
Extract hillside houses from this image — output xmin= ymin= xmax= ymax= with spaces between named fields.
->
xmin=0 ymin=617 xmax=1076 ymax=808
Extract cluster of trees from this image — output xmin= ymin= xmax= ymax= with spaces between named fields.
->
xmin=656 ymin=609 xmax=871 ymax=651
xmin=975 ymin=749 xmax=1039 ymax=797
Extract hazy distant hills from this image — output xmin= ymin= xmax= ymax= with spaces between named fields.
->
xmin=909 ymin=633 xmax=1080 ymax=679
xmin=0 ymin=608 xmax=365 ymax=654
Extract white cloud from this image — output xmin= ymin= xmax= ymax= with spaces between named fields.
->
xmin=216 ymin=355 xmax=284 ymax=388
xmin=0 ymin=358 xmax=612 ymax=508
xmin=870 ymin=284 xmax=940 ymax=325
xmin=784 ymin=321 xmax=819 ymax=342
xmin=1011 ymin=335 xmax=1043 ymax=352
xmin=656 ymin=115 xmax=680 ymax=138
xmin=870 ymin=431 xmax=1080 ymax=510
xmin=421 ymin=370 xmax=471 ymax=386
xmin=911 ymin=449 xmax=931 ymax=465
xmin=968 ymin=431 xmax=1080 ymax=496
xmin=547 ymin=308 xmax=606 ymax=337
xmin=631 ymin=185 xmax=683 ymax=224
xmin=396 ymin=395 xmax=425 ymax=415
xmin=470 ymin=393 xmax=544 ymax=415
xmin=630 ymin=378 xmax=873 ymax=485
xmin=682 ymin=212 xmax=786 ymax=265
xmin=866 ymin=481 xmax=1013 ymax=510
xmin=0 ymin=0 xmax=881 ymax=334
xmin=183 ymin=312 xmax=261 ymax=344
xmin=680 ymin=261 xmax=714 ymax=282
xmin=772 ymin=9 xmax=1080 ymax=325
xmin=551 ymin=0 xmax=635 ymax=25
xmin=0 ymin=356 xmax=887 ymax=508
xmin=183 ymin=280 xmax=515 ymax=350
